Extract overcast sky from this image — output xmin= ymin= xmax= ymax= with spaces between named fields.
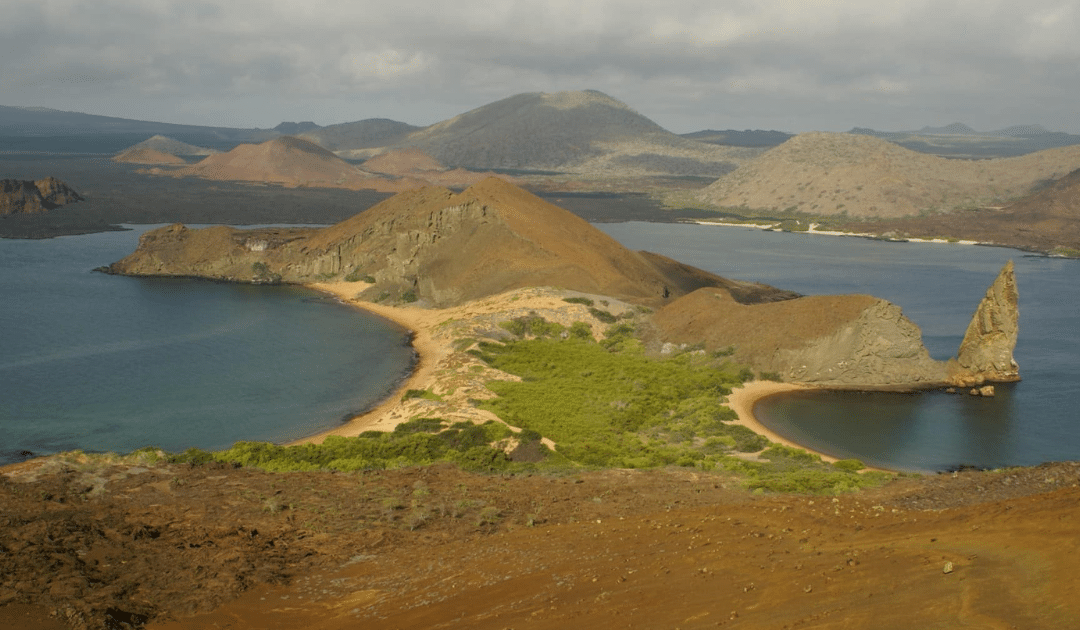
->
xmin=2 ymin=0 xmax=1078 ymax=133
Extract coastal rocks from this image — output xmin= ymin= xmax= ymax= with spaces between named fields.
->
xmin=773 ymin=299 xmax=946 ymax=386
xmin=950 ymin=261 xmax=1020 ymax=385
xmin=0 ymin=177 xmax=83 ymax=215
xmin=654 ymin=262 xmax=1020 ymax=390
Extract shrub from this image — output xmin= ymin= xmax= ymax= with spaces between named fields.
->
xmin=563 ymin=296 xmax=594 ymax=306
xmin=569 ymin=321 xmax=593 ymax=340
xmin=588 ymin=307 xmax=618 ymax=324
xmin=832 ymin=459 xmax=867 ymax=472
xmin=394 ymin=417 xmax=445 ymax=434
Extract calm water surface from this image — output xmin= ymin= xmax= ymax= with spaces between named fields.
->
xmin=598 ymin=223 xmax=1080 ymax=471
xmin=0 ymin=227 xmax=415 ymax=465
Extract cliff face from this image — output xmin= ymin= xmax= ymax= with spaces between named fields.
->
xmin=0 ymin=177 xmax=83 ymax=215
xmin=950 ymin=261 xmax=1020 ymax=385
xmin=653 ymin=289 xmax=946 ymax=387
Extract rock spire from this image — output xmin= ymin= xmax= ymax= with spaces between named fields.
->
xmin=952 ymin=260 xmax=1020 ymax=384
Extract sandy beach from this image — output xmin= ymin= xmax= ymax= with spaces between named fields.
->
xmin=295 ymin=282 xmax=849 ymax=467
xmin=294 ymin=282 xmax=456 ymax=443
xmin=725 ymin=380 xmax=840 ymax=463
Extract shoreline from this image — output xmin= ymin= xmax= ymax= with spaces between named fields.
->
xmin=724 ymin=381 xmax=840 ymax=464
xmin=290 ymin=282 xmax=454 ymax=445
xmin=690 ymin=219 xmax=982 ymax=246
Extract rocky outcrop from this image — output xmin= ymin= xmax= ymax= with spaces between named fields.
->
xmin=949 ymin=261 xmax=1020 ymax=385
xmin=654 ymin=262 xmax=1020 ymax=389
xmin=0 ymin=178 xmax=83 ymax=215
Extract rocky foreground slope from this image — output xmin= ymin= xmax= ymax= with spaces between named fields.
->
xmin=108 ymin=178 xmax=1017 ymax=390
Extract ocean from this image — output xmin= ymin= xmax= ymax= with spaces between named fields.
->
xmin=0 ymin=226 xmax=415 ymax=466
xmin=3 ymin=220 xmax=1077 ymax=471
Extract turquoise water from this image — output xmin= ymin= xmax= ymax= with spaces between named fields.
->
xmin=0 ymin=227 xmax=415 ymax=465
xmin=598 ymin=223 xmax=1080 ymax=471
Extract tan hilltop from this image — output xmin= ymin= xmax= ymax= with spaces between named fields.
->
xmin=108 ymin=178 xmax=1016 ymax=390
xmin=170 ymin=136 xmax=380 ymax=189
xmin=698 ymin=132 xmax=1080 ymax=218
xmin=113 ymin=147 xmax=185 ymax=165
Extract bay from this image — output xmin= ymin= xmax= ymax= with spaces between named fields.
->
xmin=0 ymin=227 xmax=415 ymax=466
xmin=598 ymin=222 xmax=1080 ymax=472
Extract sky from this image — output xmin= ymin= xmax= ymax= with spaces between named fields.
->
xmin=2 ymin=0 xmax=1078 ymax=133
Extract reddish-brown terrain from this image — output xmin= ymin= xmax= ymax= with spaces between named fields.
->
xmin=2 ymin=457 xmax=1078 ymax=630
xmin=169 ymin=136 xmax=383 ymax=190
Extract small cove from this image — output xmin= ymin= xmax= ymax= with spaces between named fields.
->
xmin=598 ymin=222 xmax=1080 ymax=471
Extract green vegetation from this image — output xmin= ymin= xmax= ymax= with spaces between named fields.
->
xmin=161 ymin=315 xmax=888 ymax=495
xmin=170 ymin=418 xmax=520 ymax=473
xmin=588 ymin=307 xmax=618 ymax=324
xmin=402 ymin=388 xmax=442 ymax=402
xmin=251 ymin=262 xmax=281 ymax=284
xmin=499 ymin=314 xmax=566 ymax=338
xmin=562 ymin=296 xmax=594 ymax=306
xmin=344 ymin=270 xmax=376 ymax=283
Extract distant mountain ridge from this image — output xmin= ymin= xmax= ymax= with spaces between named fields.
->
xmin=850 ymin=123 xmax=1080 ymax=157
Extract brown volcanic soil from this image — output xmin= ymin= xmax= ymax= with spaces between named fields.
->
xmin=651 ymin=289 xmax=879 ymax=356
xmin=698 ymin=132 xmax=1080 ymax=219
xmin=838 ymin=168 xmax=1080 ymax=254
xmin=3 ymin=458 xmax=1079 ymax=630
xmin=171 ymin=137 xmax=393 ymax=190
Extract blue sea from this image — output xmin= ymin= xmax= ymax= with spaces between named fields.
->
xmin=0 ymin=226 xmax=415 ymax=466
xmin=598 ymin=223 xmax=1080 ymax=472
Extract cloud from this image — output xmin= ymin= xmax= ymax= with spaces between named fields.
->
xmin=1 ymin=0 xmax=1078 ymax=131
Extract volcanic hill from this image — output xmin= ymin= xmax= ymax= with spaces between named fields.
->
xmin=171 ymin=136 xmax=376 ymax=189
xmin=319 ymin=90 xmax=749 ymax=177
xmin=108 ymin=177 xmax=794 ymax=308
xmin=112 ymin=147 xmax=185 ymax=165
xmin=125 ymin=134 xmax=217 ymax=157
xmin=697 ymin=132 xmax=1080 ymax=218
